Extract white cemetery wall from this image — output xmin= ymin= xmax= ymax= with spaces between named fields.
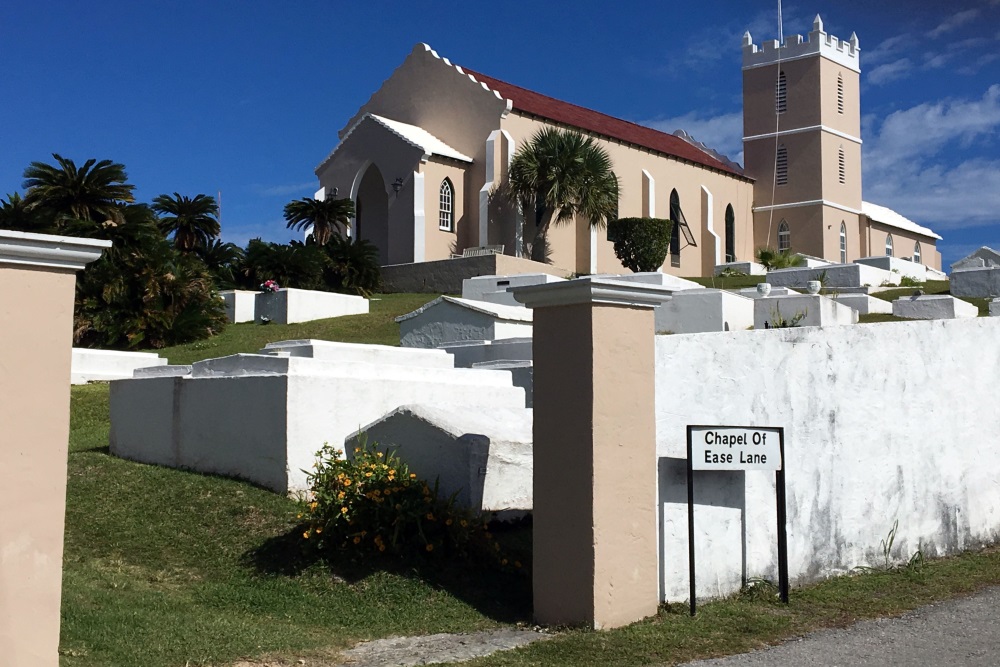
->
xmin=255 ymin=288 xmax=368 ymax=324
xmin=950 ymin=267 xmax=1000 ymax=298
xmin=654 ymin=318 xmax=1000 ymax=601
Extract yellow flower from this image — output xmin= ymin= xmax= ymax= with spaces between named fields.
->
xmin=309 ymin=502 xmax=318 ymax=511
xmin=296 ymin=513 xmax=303 ymax=519
xmin=354 ymin=447 xmax=361 ymax=453
xmin=460 ymin=520 xmax=468 ymax=528
xmin=353 ymin=536 xmax=361 ymax=544
xmin=315 ymin=527 xmax=322 ymax=534
xmin=409 ymin=473 xmax=417 ymax=479
xmin=426 ymin=544 xmax=434 ymax=552
xmin=426 ymin=513 xmax=435 ymax=521
xmin=445 ymin=519 xmax=453 ymax=526
xmin=302 ymin=531 xmax=310 ymax=539
xmin=340 ymin=507 xmax=348 ymax=514
xmin=344 ymin=479 xmax=352 ymax=486
xmin=337 ymin=491 xmax=345 ymax=500
xmin=389 ymin=469 xmax=396 ymax=475
xmin=378 ymin=544 xmax=386 ymax=552
xmin=372 ymin=489 xmax=381 ymax=497
xmin=365 ymin=472 xmax=373 ymax=478
xmin=376 ymin=452 xmax=384 ymax=458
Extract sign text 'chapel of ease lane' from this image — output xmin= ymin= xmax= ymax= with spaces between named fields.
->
xmin=689 ymin=426 xmax=782 ymax=471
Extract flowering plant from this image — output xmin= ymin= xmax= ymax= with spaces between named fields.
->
xmin=259 ymin=279 xmax=280 ymax=293
xmin=299 ymin=438 xmax=519 ymax=570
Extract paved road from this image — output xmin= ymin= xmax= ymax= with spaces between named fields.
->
xmin=683 ymin=586 xmax=1000 ymax=666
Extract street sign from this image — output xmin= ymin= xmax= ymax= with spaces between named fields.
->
xmin=689 ymin=426 xmax=782 ymax=471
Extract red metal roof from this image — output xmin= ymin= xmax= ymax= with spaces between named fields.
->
xmin=464 ymin=69 xmax=748 ymax=179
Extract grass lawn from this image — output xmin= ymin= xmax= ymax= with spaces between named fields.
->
xmin=61 ymin=289 xmax=1000 ymax=666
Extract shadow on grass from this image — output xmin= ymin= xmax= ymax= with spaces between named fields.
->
xmin=243 ymin=518 xmax=533 ymax=624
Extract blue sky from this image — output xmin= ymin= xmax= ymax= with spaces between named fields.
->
xmin=2 ymin=1 xmax=998 ymax=268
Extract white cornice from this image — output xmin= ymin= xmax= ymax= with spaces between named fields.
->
xmin=511 ymin=277 xmax=673 ymax=310
xmin=744 ymin=125 xmax=862 ymax=144
xmin=753 ymin=200 xmax=862 ymax=215
xmin=0 ymin=230 xmax=110 ymax=271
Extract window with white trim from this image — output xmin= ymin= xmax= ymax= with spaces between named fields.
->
xmin=885 ymin=234 xmax=894 ymax=257
xmin=913 ymin=241 xmax=921 ymax=264
xmin=837 ymin=74 xmax=844 ymax=114
xmin=838 ymin=147 xmax=846 ymax=184
xmin=438 ymin=178 xmax=454 ymax=231
xmin=669 ymin=189 xmax=682 ymax=267
xmin=778 ymin=220 xmax=791 ymax=252
xmin=725 ymin=204 xmax=736 ymax=262
xmin=776 ymin=71 xmax=787 ymax=114
xmin=776 ymin=144 xmax=788 ymax=185
xmin=840 ymin=222 xmax=847 ymax=263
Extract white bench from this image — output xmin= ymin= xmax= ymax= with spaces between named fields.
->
xmin=451 ymin=244 xmax=504 ymax=259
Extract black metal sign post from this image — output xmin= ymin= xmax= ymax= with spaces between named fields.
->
xmin=686 ymin=425 xmax=788 ymax=616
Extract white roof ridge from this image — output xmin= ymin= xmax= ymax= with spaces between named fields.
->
xmin=861 ymin=201 xmax=942 ymax=241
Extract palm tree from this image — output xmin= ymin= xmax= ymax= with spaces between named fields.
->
xmin=22 ymin=154 xmax=134 ymax=229
xmin=506 ymin=127 xmax=619 ymax=262
xmin=283 ymin=196 xmax=355 ymax=246
xmin=152 ymin=192 xmax=221 ymax=251
xmin=755 ymin=247 xmax=804 ymax=270
xmin=0 ymin=192 xmax=50 ymax=233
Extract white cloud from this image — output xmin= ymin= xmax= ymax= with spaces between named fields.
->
xmin=863 ymin=86 xmax=1000 ymax=231
xmin=867 ymin=58 xmax=914 ymax=85
xmin=927 ymin=9 xmax=980 ymax=39
xmin=640 ymin=111 xmax=744 ymax=163
xmin=256 ymin=181 xmax=317 ymax=197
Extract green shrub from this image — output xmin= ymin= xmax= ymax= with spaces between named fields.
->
xmin=301 ymin=440 xmax=518 ymax=568
xmin=322 ymin=235 xmax=382 ymax=296
xmin=607 ymin=217 xmax=673 ymax=272
xmin=755 ymin=246 xmax=804 ymax=270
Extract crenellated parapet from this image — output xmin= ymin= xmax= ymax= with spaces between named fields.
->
xmin=742 ymin=15 xmax=859 ymax=72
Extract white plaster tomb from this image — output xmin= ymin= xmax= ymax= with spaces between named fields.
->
xmin=397 ymin=296 xmax=533 ymax=348
xmin=656 ymin=289 xmax=754 ymax=334
xmin=892 ymin=294 xmax=979 ymax=320
xmin=255 ymin=288 xmax=369 ymax=324
xmin=71 ymin=348 xmax=167 ymax=384
xmin=347 ymin=404 xmax=533 ymax=516
xmin=765 ymin=263 xmax=895 ymax=289
xmin=753 ymin=294 xmax=858 ymax=329
xmin=950 ymin=267 xmax=1000 ymax=298
xmin=462 ymin=273 xmax=565 ymax=307
xmin=218 ymin=289 xmax=258 ymax=323
xmin=829 ymin=293 xmax=893 ymax=315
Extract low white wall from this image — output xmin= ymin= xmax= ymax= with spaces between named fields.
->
xmin=714 ymin=261 xmax=766 ymax=276
xmin=766 ymin=264 xmax=895 ymax=289
xmin=219 ymin=290 xmax=258 ymax=323
xmin=830 ymin=293 xmax=893 ymax=315
xmin=656 ymin=290 xmax=754 ymax=334
xmin=255 ymin=288 xmax=368 ymax=324
xmin=71 ymin=348 xmax=167 ymax=384
xmin=462 ymin=273 xmax=564 ymax=306
xmin=950 ymin=267 xmax=1000 ymax=298
xmin=655 ymin=318 xmax=1000 ymax=601
xmin=439 ymin=338 xmax=533 ymax=368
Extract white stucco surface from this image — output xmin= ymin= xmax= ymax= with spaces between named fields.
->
xmin=854 ymin=256 xmax=928 ymax=282
xmin=736 ymin=286 xmax=800 ymax=299
xmin=397 ymin=296 xmax=533 ymax=348
xmin=347 ymin=404 xmax=533 ymax=515
xmin=259 ymin=339 xmax=455 ymax=368
xmin=951 ymin=246 xmax=1000 ymax=271
xmin=596 ymin=272 xmax=705 ymax=291
xmin=255 ymin=288 xmax=369 ymax=324
xmin=218 ymin=290 xmax=258 ymax=323
xmin=892 ymin=294 xmax=979 ymax=320
xmin=462 ymin=273 xmax=565 ymax=306
xmin=471 ymin=360 xmax=533 ymax=408
xmin=990 ymin=298 xmax=1000 ymax=317
xmin=656 ymin=289 xmax=754 ymax=333
xmin=109 ymin=342 xmax=526 ymax=494
xmin=71 ymin=348 xmax=167 ymax=384
xmin=950 ymin=267 xmax=1000 ymax=298
xmin=654 ymin=318 xmax=1000 ymax=602
xmin=753 ymin=294 xmax=858 ymax=328
xmin=830 ymin=293 xmax=893 ymax=315
xmin=766 ymin=263 xmax=895 ymax=289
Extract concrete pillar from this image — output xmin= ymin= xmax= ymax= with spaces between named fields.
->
xmin=512 ymin=277 xmax=669 ymax=629
xmin=0 ymin=230 xmax=108 ymax=666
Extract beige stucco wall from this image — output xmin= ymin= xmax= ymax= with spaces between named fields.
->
xmin=743 ymin=58 xmax=823 ymax=138
xmin=867 ymin=222 xmax=942 ymax=270
xmin=500 ymin=112 xmax=755 ymax=276
xmin=421 ymin=159 xmax=469 ymax=262
xmin=0 ymin=264 xmax=77 ymax=667
xmin=819 ymin=58 xmax=861 ymax=139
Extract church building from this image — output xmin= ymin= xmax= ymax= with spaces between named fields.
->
xmin=314 ymin=15 xmax=942 ymax=275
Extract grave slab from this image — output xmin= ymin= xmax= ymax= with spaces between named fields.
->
xmin=656 ymin=289 xmax=754 ymax=333
xmin=950 ymin=267 xmax=1000 ymax=298
xmin=255 ymin=288 xmax=368 ymax=324
xmin=218 ymin=289 xmax=258 ymax=323
xmin=462 ymin=273 xmax=565 ymax=307
xmin=71 ymin=348 xmax=167 ymax=384
xmin=438 ymin=337 xmax=533 ymax=368
xmin=753 ymin=294 xmax=859 ymax=329
xmin=713 ymin=261 xmax=766 ymax=276
xmin=991 ymin=299 xmax=1000 ymax=317
xmin=855 ymin=256 xmax=928 ymax=282
xmin=766 ymin=263 xmax=895 ymax=289
xmin=830 ymin=293 xmax=893 ymax=315
xmin=397 ymin=296 xmax=532 ymax=348
xmin=892 ymin=295 xmax=979 ymax=320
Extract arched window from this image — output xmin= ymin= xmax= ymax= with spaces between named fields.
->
xmin=725 ymin=204 xmax=736 ymax=262
xmin=669 ymin=189 xmax=681 ymax=267
xmin=606 ymin=172 xmax=620 ymax=240
xmin=776 ymin=71 xmax=787 ymax=114
xmin=438 ymin=178 xmax=454 ymax=231
xmin=776 ymin=144 xmax=788 ymax=185
xmin=778 ymin=220 xmax=791 ymax=252
xmin=837 ymin=74 xmax=844 ymax=114
xmin=840 ymin=222 xmax=847 ymax=263
xmin=838 ymin=147 xmax=846 ymax=184
xmin=913 ymin=241 xmax=921 ymax=264
xmin=885 ymin=234 xmax=894 ymax=257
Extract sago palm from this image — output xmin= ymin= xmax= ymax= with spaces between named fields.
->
xmin=22 ymin=153 xmax=134 ymax=229
xmin=284 ymin=197 xmax=356 ymax=246
xmin=506 ymin=127 xmax=619 ymax=262
xmin=152 ymin=192 xmax=221 ymax=251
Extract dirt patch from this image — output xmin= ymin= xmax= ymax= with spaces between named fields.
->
xmin=340 ymin=629 xmax=552 ymax=666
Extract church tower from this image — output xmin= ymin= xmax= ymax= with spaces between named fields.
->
xmin=742 ymin=15 xmax=862 ymax=263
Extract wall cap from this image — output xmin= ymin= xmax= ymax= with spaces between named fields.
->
xmin=0 ymin=230 xmax=111 ymax=271
xmin=512 ymin=276 xmax=673 ymax=310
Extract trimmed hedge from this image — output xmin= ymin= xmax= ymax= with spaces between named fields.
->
xmin=607 ymin=217 xmax=674 ymax=272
